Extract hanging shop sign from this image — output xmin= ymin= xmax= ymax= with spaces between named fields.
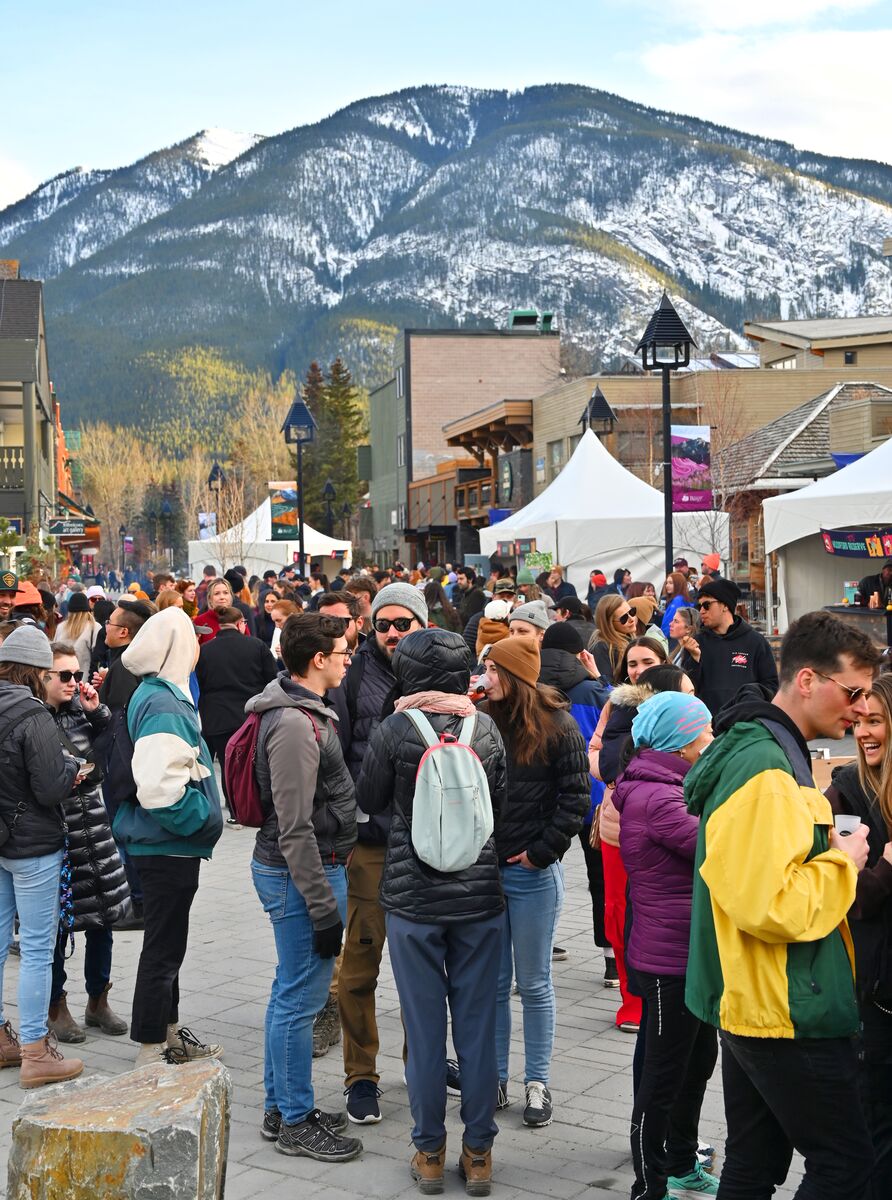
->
xmin=821 ymin=527 xmax=892 ymax=558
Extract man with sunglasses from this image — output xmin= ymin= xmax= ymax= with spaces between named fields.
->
xmin=685 ymin=611 xmax=881 ymax=1199
xmin=680 ymin=578 xmax=778 ymax=717
xmin=329 ymin=582 xmax=429 ymax=1125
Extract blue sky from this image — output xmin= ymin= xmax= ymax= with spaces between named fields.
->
xmin=2 ymin=0 xmax=890 ymax=208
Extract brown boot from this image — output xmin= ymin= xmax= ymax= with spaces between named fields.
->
xmin=410 ymin=1142 xmax=446 ymax=1194
xmin=0 ymin=1021 xmax=21 ymax=1068
xmin=458 ymin=1144 xmax=492 ymax=1197
xmin=20 ymin=1035 xmax=83 ymax=1089
xmin=84 ymin=983 xmax=128 ymax=1036
xmin=47 ymin=991 xmax=86 ymax=1044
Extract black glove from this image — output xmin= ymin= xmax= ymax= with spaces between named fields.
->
xmin=313 ymin=918 xmax=344 ymax=960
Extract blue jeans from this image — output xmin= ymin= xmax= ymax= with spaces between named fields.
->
xmin=495 ymin=861 xmax=564 ymax=1085
xmin=252 ymin=859 xmax=347 ymax=1124
xmin=51 ymin=926 xmax=114 ymax=1003
xmin=0 ymin=851 xmax=63 ymax=1043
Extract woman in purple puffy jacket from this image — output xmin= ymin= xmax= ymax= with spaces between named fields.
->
xmin=613 ymin=691 xmax=718 ymax=1200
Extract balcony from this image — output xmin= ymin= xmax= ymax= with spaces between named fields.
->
xmin=0 ymin=447 xmax=25 ymax=490
xmin=455 ymin=475 xmax=495 ymax=524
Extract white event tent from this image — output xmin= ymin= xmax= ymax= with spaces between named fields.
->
xmin=763 ymin=433 xmax=892 ymax=629
xmin=188 ymin=496 xmax=352 ymax=579
xmin=479 ymin=429 xmax=728 ymax=594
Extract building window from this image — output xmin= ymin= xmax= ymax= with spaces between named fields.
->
xmin=569 ymin=433 xmax=582 ymax=455
xmin=547 ymin=439 xmax=564 ymax=480
xmin=455 ymin=487 xmax=465 ymax=509
xmin=468 ymin=487 xmax=478 ymax=509
xmin=396 ymin=433 xmax=406 ymax=467
xmin=770 ymin=356 xmax=797 ymax=369
xmin=398 ymin=503 xmax=407 ymax=529
xmin=844 ymin=350 xmax=857 ymax=365
xmin=396 ymin=366 xmax=405 ymax=397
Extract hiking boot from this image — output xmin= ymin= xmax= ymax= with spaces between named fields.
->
xmin=312 ymin=994 xmax=340 ymax=1058
xmin=20 ymin=1034 xmax=83 ymax=1089
xmin=603 ymin=957 xmax=620 ymax=988
xmin=667 ymin=1163 xmax=720 ymax=1197
xmin=522 ymin=1080 xmax=553 ymax=1128
xmin=0 ymin=1021 xmax=21 ymax=1068
xmin=458 ymin=1143 xmax=492 ymax=1196
xmin=411 ymin=1142 xmax=446 ymax=1194
xmin=446 ymin=1057 xmax=461 ymax=1096
xmin=84 ymin=983 xmax=128 ymax=1036
xmin=496 ymin=1081 xmax=510 ymax=1110
xmin=275 ymin=1109 xmax=362 ymax=1161
xmin=263 ymin=1107 xmax=347 ymax=1141
xmin=47 ymin=992 xmax=86 ymax=1044
xmin=167 ymin=1025 xmax=224 ymax=1060
xmin=345 ymin=1079 xmax=382 ymax=1123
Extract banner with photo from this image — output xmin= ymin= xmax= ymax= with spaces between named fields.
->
xmin=821 ymin=527 xmax=892 ymax=558
xmin=270 ymin=484 xmax=298 ymax=542
xmin=671 ymin=425 xmax=713 ymax=512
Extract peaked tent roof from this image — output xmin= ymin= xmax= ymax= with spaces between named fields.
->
xmin=763 ymin=430 xmax=892 ymax=553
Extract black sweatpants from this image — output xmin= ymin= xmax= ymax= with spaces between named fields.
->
xmin=860 ymin=999 xmax=892 ymax=1200
xmin=630 ymin=971 xmax=717 ymax=1200
xmin=129 ymin=855 xmax=200 ymax=1044
xmin=578 ymin=826 xmax=609 ymax=949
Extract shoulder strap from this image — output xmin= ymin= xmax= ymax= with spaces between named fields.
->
xmin=757 ymin=717 xmax=814 ymax=788
xmin=458 ymin=714 xmax=477 ymax=746
xmin=403 ymin=708 xmax=439 ymax=748
xmin=0 ymin=699 xmax=43 ymax=750
xmin=302 ymin=709 xmax=321 ymax=744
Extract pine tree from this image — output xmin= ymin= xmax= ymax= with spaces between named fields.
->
xmin=299 ymin=357 xmax=365 ymax=530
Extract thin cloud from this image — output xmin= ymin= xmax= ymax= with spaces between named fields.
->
xmin=650 ymin=0 xmax=880 ymax=32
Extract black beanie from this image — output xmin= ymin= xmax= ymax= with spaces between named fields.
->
xmin=67 ymin=592 xmax=90 ymax=613
xmin=224 ymin=569 xmax=244 ymax=592
xmin=542 ymin=621 xmax=585 ymax=654
xmin=698 ymin=578 xmax=740 ymax=613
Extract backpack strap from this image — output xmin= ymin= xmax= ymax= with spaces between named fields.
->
xmin=403 ymin=708 xmax=439 ymax=748
xmin=757 ymin=717 xmax=814 ymax=788
xmin=457 ymin=714 xmax=477 ymax=746
xmin=302 ymin=710 xmax=322 ymax=744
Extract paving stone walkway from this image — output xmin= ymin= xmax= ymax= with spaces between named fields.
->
xmin=0 ymin=812 xmax=803 ymax=1197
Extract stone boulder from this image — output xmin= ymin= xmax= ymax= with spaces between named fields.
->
xmin=7 ymin=1059 xmax=231 ymax=1199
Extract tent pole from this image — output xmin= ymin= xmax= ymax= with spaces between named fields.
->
xmin=764 ymin=551 xmax=775 ymax=634
xmin=554 ymin=521 xmax=560 ymax=566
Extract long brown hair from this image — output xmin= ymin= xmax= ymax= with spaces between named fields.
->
xmin=484 ymin=663 xmax=567 ymax=766
xmin=856 ymin=674 xmax=892 ymax=835
xmin=589 ymin=593 xmax=632 ymax=676
xmin=662 ymin=571 xmax=690 ymax=601
xmin=0 ymin=661 xmax=47 ymax=702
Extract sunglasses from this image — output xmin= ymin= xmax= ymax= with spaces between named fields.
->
xmin=812 ymin=669 xmax=868 ymax=704
xmin=374 ymin=617 xmax=415 ymax=634
xmin=697 ymin=600 xmax=718 ymax=611
xmin=48 ymin=669 xmax=84 ymax=683
xmin=616 ymin=611 xmax=635 ymax=625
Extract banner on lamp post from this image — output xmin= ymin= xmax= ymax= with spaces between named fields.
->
xmin=270 ymin=484 xmax=298 ymax=542
xmin=671 ymin=425 xmax=713 ymax=511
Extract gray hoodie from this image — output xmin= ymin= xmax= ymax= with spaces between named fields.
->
xmin=248 ymin=675 xmax=357 ymax=929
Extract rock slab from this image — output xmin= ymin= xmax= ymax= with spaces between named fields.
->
xmin=7 ymin=1060 xmax=231 ymax=1199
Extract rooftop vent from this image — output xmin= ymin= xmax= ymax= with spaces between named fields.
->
xmin=508 ymin=308 xmax=556 ymax=332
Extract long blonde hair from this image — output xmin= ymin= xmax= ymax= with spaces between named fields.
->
xmin=589 ymin=593 xmax=631 ymax=675
xmin=857 ymin=674 xmax=892 ymax=835
xmin=60 ymin=609 xmax=99 ymax=643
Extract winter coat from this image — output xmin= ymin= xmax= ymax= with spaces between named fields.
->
xmin=586 ymin=584 xmax=609 ymax=611
xmin=589 ymin=637 xmax=625 ymax=685
xmin=599 ymin=788 xmax=621 ymax=847
xmin=427 ymin=605 xmax=460 ymax=633
xmin=599 ymin=681 xmax=653 ymax=785
xmin=193 ymin=608 xmax=252 ymax=646
xmin=549 ymin=580 xmax=577 ymax=603
xmin=613 ymin=748 xmax=698 ymax=975
xmin=195 ymin=627 xmax=277 ymax=737
xmin=250 ymin=676 xmax=357 ymax=930
xmin=826 ymin=763 xmax=892 ymax=1003
xmin=484 ymin=701 xmax=590 ymax=867
xmin=0 ymin=683 xmax=79 ymax=859
xmin=685 ymin=697 xmax=858 ymax=1040
xmin=682 ymin=616 xmax=779 ymax=716
xmin=356 ymin=628 xmax=507 ymax=924
xmin=328 ymin=636 xmax=398 ymax=844
xmin=457 ymin=584 xmax=487 ymax=626
xmin=50 ymin=697 xmax=129 ymax=930
xmin=538 ymin=647 xmax=610 ymax=822
xmin=476 ymin=617 xmax=509 ymax=657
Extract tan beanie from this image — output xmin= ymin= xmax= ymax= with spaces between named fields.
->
xmin=487 ymin=636 xmax=541 ymax=688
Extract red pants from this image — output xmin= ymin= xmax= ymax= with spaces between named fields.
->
xmin=600 ymin=842 xmax=643 ymax=1028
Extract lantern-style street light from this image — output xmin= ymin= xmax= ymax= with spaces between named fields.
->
xmin=281 ymin=396 xmax=317 ymax=578
xmin=119 ymin=524 xmax=127 ymax=571
xmin=323 ymin=479 xmax=336 ymax=539
xmin=635 ymin=293 xmax=697 ymax=576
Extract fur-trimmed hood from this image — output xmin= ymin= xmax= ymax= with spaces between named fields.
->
xmin=609 ymin=681 xmax=655 ymax=710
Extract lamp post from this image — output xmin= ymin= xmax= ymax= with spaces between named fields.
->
xmin=147 ymin=508 xmax=158 ymax=558
xmin=578 ymin=385 xmax=619 ymax=441
xmin=341 ymin=501 xmax=351 ymax=540
xmin=323 ymin=479 xmax=336 ymax=538
xmin=281 ymin=396 xmax=317 ymax=578
xmin=635 ymin=294 xmax=697 ymax=577
xmin=160 ymin=497 xmax=173 ymax=568
xmin=119 ymin=524 xmax=127 ymax=571
xmin=207 ymin=461 xmax=226 ymax=538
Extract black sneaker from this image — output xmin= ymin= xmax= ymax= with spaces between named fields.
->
xmin=446 ymin=1058 xmax=461 ymax=1096
xmin=275 ymin=1109 xmax=362 ymax=1161
xmin=263 ymin=1107 xmax=347 ymax=1140
xmin=552 ymin=945 xmax=568 ymax=961
xmin=345 ymin=1079 xmax=382 ymax=1124
xmin=496 ymin=1081 xmax=510 ymax=1110
xmin=603 ymin=958 xmax=620 ymax=988
xmin=522 ymin=1081 xmax=553 ymax=1128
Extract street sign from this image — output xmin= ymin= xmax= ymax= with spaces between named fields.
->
xmin=48 ymin=519 xmax=87 ymax=537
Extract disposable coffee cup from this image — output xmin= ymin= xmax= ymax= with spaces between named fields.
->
xmin=834 ymin=814 xmax=861 ymax=837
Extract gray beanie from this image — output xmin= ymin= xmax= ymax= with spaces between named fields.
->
xmin=371 ymin=582 xmax=429 ymax=629
xmin=0 ymin=625 xmax=53 ymax=668
xmin=508 ymin=600 xmax=549 ymax=630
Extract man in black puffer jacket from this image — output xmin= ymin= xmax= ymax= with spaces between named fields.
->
xmin=357 ymin=628 xmax=507 ymax=1195
xmin=45 ymin=642 xmax=130 ymax=1043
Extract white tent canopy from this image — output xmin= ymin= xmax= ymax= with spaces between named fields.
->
xmin=479 ymin=430 xmax=728 ymax=594
xmin=188 ymin=497 xmax=351 ymax=580
xmin=763 ymin=434 xmax=892 ymax=628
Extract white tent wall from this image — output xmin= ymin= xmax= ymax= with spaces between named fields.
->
xmin=478 ymin=430 xmax=728 ymax=595
xmin=774 ymin=539 xmax=857 ymax=630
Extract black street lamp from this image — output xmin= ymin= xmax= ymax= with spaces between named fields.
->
xmin=341 ymin=502 xmax=351 ymax=540
xmin=578 ymin=385 xmax=619 ymax=440
xmin=119 ymin=524 xmax=127 ymax=570
xmin=281 ymin=396 xmax=317 ymax=578
xmin=207 ymin=461 xmax=226 ymax=537
xmin=323 ymin=479 xmax=336 ymax=538
xmin=160 ymin=497 xmax=173 ymax=568
xmin=635 ymin=294 xmax=697 ymax=577
xmin=147 ymin=508 xmax=158 ymax=556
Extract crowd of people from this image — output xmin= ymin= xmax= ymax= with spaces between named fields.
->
xmin=0 ymin=554 xmax=887 ymax=1200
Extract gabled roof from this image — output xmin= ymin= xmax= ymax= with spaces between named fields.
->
xmin=717 ymin=382 xmax=892 ymax=492
xmin=0 ymin=279 xmax=42 ymax=341
xmin=745 ymin=315 xmax=892 ymax=349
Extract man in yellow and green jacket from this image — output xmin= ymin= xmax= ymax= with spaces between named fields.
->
xmin=684 ymin=611 xmax=880 ymax=1200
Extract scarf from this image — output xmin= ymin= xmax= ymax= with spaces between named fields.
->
xmin=394 ymin=690 xmax=476 ymax=716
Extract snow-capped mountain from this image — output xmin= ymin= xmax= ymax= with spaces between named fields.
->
xmin=2 ymin=84 xmax=891 ymax=426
